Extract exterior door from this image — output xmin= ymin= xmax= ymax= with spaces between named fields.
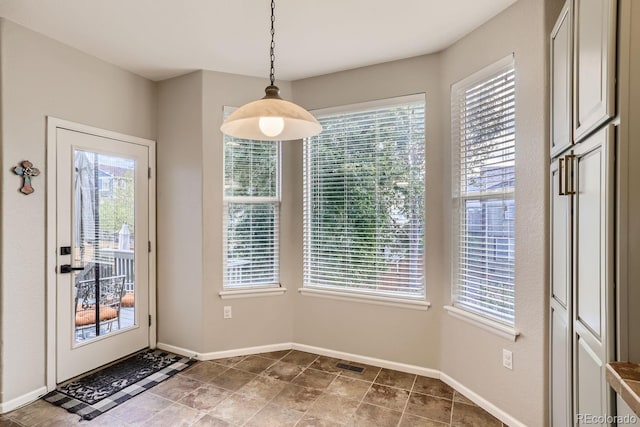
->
xmin=55 ymin=127 xmax=151 ymax=382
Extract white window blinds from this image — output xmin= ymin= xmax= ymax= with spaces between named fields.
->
xmin=451 ymin=56 xmax=516 ymax=325
xmin=223 ymin=106 xmax=280 ymax=288
xmin=304 ymin=95 xmax=425 ymax=299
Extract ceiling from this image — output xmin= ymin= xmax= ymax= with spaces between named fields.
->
xmin=0 ymin=0 xmax=518 ymax=82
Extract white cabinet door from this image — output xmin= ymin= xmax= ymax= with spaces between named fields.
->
xmin=616 ymin=394 xmax=638 ymax=426
xmin=551 ymin=158 xmax=572 ymax=308
xmin=551 ymin=1 xmax=573 ymax=157
xmin=573 ymin=125 xmax=615 ymax=426
xmin=550 ymin=157 xmax=573 ymax=426
xmin=573 ymin=0 xmax=616 ymax=142
xmin=551 ymin=302 xmax=572 ymax=426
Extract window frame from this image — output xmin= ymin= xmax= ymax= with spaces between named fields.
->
xmin=301 ymin=94 xmax=428 ymax=308
xmin=221 ymin=106 xmax=284 ymax=297
xmin=448 ymin=55 xmax=519 ymax=335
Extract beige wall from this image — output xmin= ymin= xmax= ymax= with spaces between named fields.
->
xmin=618 ymin=0 xmax=640 ymax=362
xmin=202 ymin=72 xmax=293 ymax=352
xmin=155 ymin=70 xmax=295 ymax=355
xmin=1 ymin=1 xmax=553 ymax=423
xmin=156 ymin=71 xmax=204 ymax=351
xmin=291 ymin=0 xmax=549 ymax=425
xmin=291 ymin=54 xmax=445 ymax=368
xmin=201 ymin=70 xmax=294 ymax=351
xmin=0 ymin=19 xmax=156 ymax=403
xmin=627 ymin=0 xmax=640 ymax=362
xmin=439 ymin=0 xmax=547 ymax=425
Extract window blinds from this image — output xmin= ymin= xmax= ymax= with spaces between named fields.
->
xmin=451 ymin=57 xmax=516 ymax=325
xmin=304 ymin=96 xmax=425 ymax=299
xmin=223 ymin=107 xmax=280 ymax=288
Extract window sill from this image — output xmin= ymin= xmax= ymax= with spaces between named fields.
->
xmin=444 ymin=305 xmax=520 ymax=342
xmin=219 ymin=286 xmax=287 ymax=299
xmin=298 ymin=287 xmax=430 ymax=310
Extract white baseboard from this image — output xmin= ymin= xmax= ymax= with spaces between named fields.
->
xmin=440 ymin=373 xmax=526 ymax=427
xmin=156 ymin=342 xmax=293 ymax=361
xmin=0 ymin=386 xmax=48 ymax=414
xmin=292 ymin=343 xmax=440 ymax=379
xmin=150 ymin=341 xmax=526 ymax=427
xmin=0 ymin=344 xmax=523 ymax=426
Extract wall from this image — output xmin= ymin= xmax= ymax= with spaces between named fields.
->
xmin=0 ymin=19 xmax=156 ymax=404
xmin=438 ymin=0 xmax=547 ymax=425
xmin=292 ymin=0 xmax=549 ymax=425
xmin=156 ymin=71 xmax=204 ymax=351
xmin=291 ymin=54 xmax=445 ymax=368
xmin=201 ymin=71 xmax=294 ymax=352
xmin=155 ymin=70 xmax=294 ymax=355
xmin=0 ymin=18 xmax=4 ymax=401
xmin=618 ymin=0 xmax=640 ymax=362
xmin=0 ymin=2 xmax=553 ymax=422
xmin=626 ymin=0 xmax=640 ymax=362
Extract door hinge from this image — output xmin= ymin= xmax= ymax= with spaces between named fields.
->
xmin=149 ymin=315 xmax=152 ymax=327
xmin=148 ymin=167 xmax=152 ymax=179
xmin=148 ymin=241 xmax=151 ymax=253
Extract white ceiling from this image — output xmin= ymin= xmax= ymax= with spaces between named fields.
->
xmin=0 ymin=0 xmax=517 ymax=82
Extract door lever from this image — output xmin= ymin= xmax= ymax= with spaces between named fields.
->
xmin=59 ymin=264 xmax=85 ymax=274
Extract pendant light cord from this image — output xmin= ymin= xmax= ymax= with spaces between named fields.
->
xmin=269 ymin=0 xmax=276 ymax=86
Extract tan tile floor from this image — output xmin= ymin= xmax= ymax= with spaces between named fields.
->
xmin=0 ymin=350 xmax=507 ymax=426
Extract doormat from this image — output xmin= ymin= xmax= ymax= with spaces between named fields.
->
xmin=43 ymin=349 xmax=196 ymax=420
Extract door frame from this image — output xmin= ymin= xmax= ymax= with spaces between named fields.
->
xmin=45 ymin=117 xmax=157 ymax=391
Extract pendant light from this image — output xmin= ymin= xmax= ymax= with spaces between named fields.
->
xmin=220 ymin=0 xmax=322 ymax=141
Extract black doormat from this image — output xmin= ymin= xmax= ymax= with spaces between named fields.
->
xmin=43 ymin=349 xmax=196 ymax=420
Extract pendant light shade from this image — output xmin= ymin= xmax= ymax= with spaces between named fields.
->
xmin=220 ymin=86 xmax=322 ymax=141
xmin=220 ymin=0 xmax=322 ymax=141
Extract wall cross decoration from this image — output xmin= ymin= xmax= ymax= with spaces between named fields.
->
xmin=13 ymin=160 xmax=41 ymax=195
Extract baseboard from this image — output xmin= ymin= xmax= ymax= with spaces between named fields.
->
xmin=0 ymin=386 xmax=48 ymax=414
xmin=440 ymin=373 xmax=526 ymax=427
xmin=157 ymin=341 xmax=440 ymax=378
xmin=156 ymin=341 xmax=525 ymax=426
xmin=156 ymin=342 xmax=293 ymax=361
xmin=292 ymin=343 xmax=440 ymax=379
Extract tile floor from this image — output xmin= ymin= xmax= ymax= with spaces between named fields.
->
xmin=0 ymin=350 xmax=506 ymax=426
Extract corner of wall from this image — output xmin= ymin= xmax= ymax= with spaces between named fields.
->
xmin=438 ymin=0 xmax=547 ymax=425
xmin=0 ymin=17 xmax=5 ymax=405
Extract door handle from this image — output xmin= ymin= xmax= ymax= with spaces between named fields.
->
xmin=59 ymin=264 xmax=85 ymax=274
xmin=558 ymin=157 xmax=565 ymax=196
xmin=564 ymin=154 xmax=576 ymax=195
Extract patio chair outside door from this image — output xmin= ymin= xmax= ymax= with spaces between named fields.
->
xmin=52 ymin=122 xmax=154 ymax=383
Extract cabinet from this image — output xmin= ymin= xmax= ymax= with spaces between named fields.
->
xmin=573 ymin=0 xmax=616 ymax=141
xmin=550 ymin=1 xmax=572 ymax=157
xmin=572 ymin=126 xmax=615 ymax=424
xmin=550 ymin=126 xmax=615 ymax=427
xmin=549 ymin=0 xmax=618 ymax=425
xmin=550 ymin=155 xmax=572 ymax=426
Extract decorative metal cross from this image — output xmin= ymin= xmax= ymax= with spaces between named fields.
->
xmin=13 ymin=160 xmax=40 ymax=195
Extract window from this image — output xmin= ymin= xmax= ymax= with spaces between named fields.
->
xmin=451 ymin=56 xmax=516 ymax=325
xmin=303 ymin=95 xmax=425 ymax=301
xmin=223 ymin=106 xmax=280 ymax=289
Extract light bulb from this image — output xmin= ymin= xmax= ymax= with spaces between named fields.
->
xmin=259 ymin=116 xmax=285 ymax=137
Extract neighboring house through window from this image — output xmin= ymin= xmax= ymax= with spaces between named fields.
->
xmin=451 ymin=55 xmax=516 ymax=325
xmin=223 ymin=106 xmax=280 ymax=289
xmin=303 ymin=95 xmax=426 ymax=301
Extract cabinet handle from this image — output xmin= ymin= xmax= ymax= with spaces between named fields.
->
xmin=558 ymin=157 xmax=565 ymax=196
xmin=565 ymin=154 xmax=576 ymax=195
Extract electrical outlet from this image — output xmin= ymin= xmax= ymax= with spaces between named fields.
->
xmin=502 ymin=349 xmax=513 ymax=370
xmin=223 ymin=306 xmax=232 ymax=319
